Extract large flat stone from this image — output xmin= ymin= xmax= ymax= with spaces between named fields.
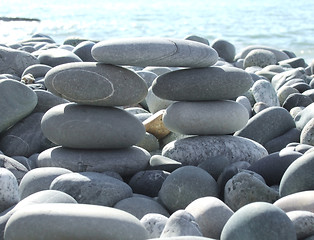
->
xmin=91 ymin=37 xmax=218 ymax=67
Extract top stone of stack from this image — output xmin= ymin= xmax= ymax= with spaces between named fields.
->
xmin=91 ymin=37 xmax=218 ymax=68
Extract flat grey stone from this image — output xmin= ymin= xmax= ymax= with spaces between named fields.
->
xmin=135 ymin=132 xmax=159 ymax=153
xmin=224 ymin=172 xmax=279 ymax=211
xmin=163 ymin=100 xmax=248 ymax=135
xmin=91 ymin=37 xmax=218 ymax=67
xmin=252 ymin=79 xmax=280 ymax=106
xmin=140 ymin=213 xmax=168 ymax=238
xmin=4 ymin=203 xmax=149 ymax=240
xmin=279 ymin=57 xmax=306 ymax=68
xmin=282 ymin=93 xmax=313 ymax=111
xmin=184 ymin=34 xmax=209 ymax=45
xmin=36 ymin=146 xmax=150 ymax=177
xmin=185 ymin=197 xmax=233 ymax=239
xmin=114 ymin=196 xmax=169 ymax=219
xmin=21 ymin=64 xmax=52 ymax=78
xmin=160 ymin=210 xmax=202 ymax=238
xmin=0 ymin=79 xmax=37 ymax=133
xmin=0 ymin=46 xmax=39 ymax=76
xmin=18 ymin=167 xmax=72 ymax=200
xmin=244 ymin=49 xmax=277 ymax=68
xmin=146 ymin=86 xmax=175 ymax=114
xmin=295 ymin=103 xmax=314 ymax=130
xmin=72 ymin=40 xmax=96 ymax=62
xmin=44 ymin=62 xmax=148 ymax=106
xmin=152 ymin=66 xmax=253 ymax=101
xmin=220 ymin=202 xmax=297 ymax=240
xmin=210 ymin=39 xmax=235 ymax=62
xmin=197 ymin=155 xmax=230 ymax=180
xmin=301 ymin=118 xmax=314 ymax=145
xmin=50 ymin=172 xmax=132 ymax=207
xmin=38 ymin=48 xmax=82 ymax=67
xmin=41 ymin=103 xmax=146 ymax=149
xmin=290 ymin=82 xmax=311 ymax=93
xmin=0 ymin=112 xmax=55 ymax=157
xmin=0 ymin=169 xmax=19 ymax=212
xmin=0 ymin=154 xmax=28 ymax=183
xmin=277 ymin=86 xmax=299 ymax=106
xmin=274 ymin=191 xmax=314 ymax=213
xmin=287 ymin=211 xmax=314 ymax=239
xmin=279 ymin=151 xmax=314 ymax=197
xmin=158 ymin=166 xmax=218 ymax=213
xmin=162 ymin=135 xmax=268 ymax=166
xmin=234 ymin=106 xmax=295 ymax=145
xmin=33 ymin=89 xmax=69 ymax=113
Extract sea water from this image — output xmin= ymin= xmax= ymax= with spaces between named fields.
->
xmin=0 ymin=0 xmax=313 ymax=62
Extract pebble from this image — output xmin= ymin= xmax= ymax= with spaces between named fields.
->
xmin=163 ymin=101 xmax=249 ymax=135
xmin=0 ymin=155 xmax=28 ymax=184
xmin=220 ymin=202 xmax=297 ymax=240
xmin=91 ymin=37 xmax=218 ymax=67
xmin=300 ymin=118 xmax=314 ymax=145
xmin=140 ymin=213 xmax=168 ymax=238
xmin=0 ymin=168 xmax=19 ymax=213
xmin=243 ymin=49 xmax=277 ymax=68
xmin=136 ymin=132 xmax=160 ymax=153
xmin=4 ymin=203 xmax=149 ymax=240
xmin=184 ymin=34 xmax=209 ymax=45
xmin=21 ymin=64 xmax=52 ymax=79
xmin=277 ymin=85 xmax=300 ymax=106
xmin=33 ymin=89 xmax=69 ymax=113
xmin=152 ymin=66 xmax=253 ymax=101
xmin=251 ymin=79 xmax=280 ymax=106
xmin=143 ymin=110 xmax=171 ymax=139
xmin=72 ymin=40 xmax=96 ymax=62
xmin=146 ymin=86 xmax=175 ymax=114
xmin=210 ymin=39 xmax=236 ymax=62
xmin=295 ymin=103 xmax=314 ymax=130
xmin=41 ymin=103 xmax=146 ymax=149
xmin=148 ymin=155 xmax=182 ymax=172
xmin=287 ymin=210 xmax=314 ymax=239
xmin=282 ymin=92 xmax=313 ymax=111
xmin=197 ymin=155 xmax=230 ymax=180
xmin=44 ymin=62 xmax=148 ymax=106
xmin=143 ymin=66 xmax=172 ymax=76
xmin=38 ymin=48 xmax=82 ymax=67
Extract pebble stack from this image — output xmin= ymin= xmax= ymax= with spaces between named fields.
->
xmin=0 ymin=32 xmax=314 ymax=239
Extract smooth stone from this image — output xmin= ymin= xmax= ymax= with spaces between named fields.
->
xmin=114 ymin=196 xmax=169 ymax=219
xmin=38 ymin=48 xmax=82 ymax=67
xmin=136 ymin=70 xmax=158 ymax=88
xmin=162 ymin=135 xmax=268 ymax=166
xmin=163 ymin=101 xmax=249 ymax=135
xmin=4 ymin=203 xmax=149 ymax=240
xmin=252 ymin=79 xmax=280 ymax=106
xmin=295 ymin=103 xmax=314 ymax=130
xmin=143 ymin=110 xmax=170 ymax=139
xmin=44 ymin=62 xmax=148 ymax=106
xmin=210 ymin=39 xmax=235 ymax=62
xmin=140 ymin=213 xmax=168 ymax=238
xmin=244 ymin=49 xmax=277 ymax=68
xmin=185 ymin=197 xmax=233 ymax=239
xmin=91 ymin=37 xmax=218 ymax=67
xmin=282 ymin=93 xmax=313 ymax=111
xmin=21 ymin=64 xmax=52 ymax=78
xmin=290 ymin=106 xmax=305 ymax=118
xmin=0 ymin=79 xmax=37 ymax=133
xmin=152 ymin=66 xmax=253 ymax=101
xmin=279 ymin=151 xmax=314 ymax=197
xmin=303 ymin=89 xmax=314 ymax=102
xmin=224 ymin=172 xmax=279 ymax=211
xmin=160 ymin=210 xmax=202 ymax=238
xmin=143 ymin=66 xmax=172 ymax=76
xmin=277 ymin=86 xmax=299 ymax=106
xmin=217 ymin=161 xmax=251 ymax=198
xmin=158 ymin=166 xmax=218 ymax=213
xmin=41 ymin=103 xmax=146 ymax=149
xmin=264 ymin=128 xmax=301 ymax=153
xmin=136 ymin=132 xmax=160 ymax=152
xmin=301 ymin=118 xmax=314 ymax=145
xmin=287 ymin=211 xmax=314 ymax=239
xmin=0 ymin=112 xmax=54 ymax=157
xmin=50 ymin=172 xmax=132 ymax=207
xmin=148 ymin=155 xmax=182 ymax=172
xmin=0 ymin=168 xmax=19 ymax=212
xmin=128 ymin=170 xmax=169 ymax=197
xmin=18 ymin=167 xmax=72 ymax=200
xmin=146 ymin=86 xmax=175 ymax=114
xmin=33 ymin=89 xmax=69 ymax=113
xmin=290 ymin=82 xmax=311 ymax=93
xmin=37 ymin=146 xmax=150 ymax=177
xmin=236 ymin=45 xmax=290 ymax=62
xmin=274 ymin=191 xmax=314 ymax=213
xmin=234 ymin=106 xmax=295 ymax=145
xmin=0 ymin=155 xmax=28 ymax=183
xmin=220 ymin=202 xmax=297 ymax=240
xmin=252 ymin=101 xmax=269 ymax=114
xmin=63 ymin=36 xmax=96 ymax=46
xmin=197 ymin=155 xmax=230 ymax=180
xmin=0 ymin=190 xmax=76 ymax=240
xmin=236 ymin=95 xmax=252 ymax=118
xmin=72 ymin=40 xmax=96 ymax=62
xmin=0 ymin=46 xmax=39 ymax=76
xmin=279 ymin=57 xmax=306 ymax=68
xmin=184 ymin=34 xmax=209 ymax=45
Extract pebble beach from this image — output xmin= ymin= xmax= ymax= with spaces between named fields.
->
xmin=0 ymin=32 xmax=314 ymax=240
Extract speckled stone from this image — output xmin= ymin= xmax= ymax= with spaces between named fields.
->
xmin=287 ymin=211 xmax=314 ymax=239
xmin=220 ymin=202 xmax=297 ymax=240
xmin=91 ymin=37 xmax=218 ymax=67
xmin=185 ymin=197 xmax=233 ymax=239
xmin=162 ymin=135 xmax=268 ymax=166
xmin=140 ymin=213 xmax=168 ymax=239
xmin=251 ymin=79 xmax=280 ymax=107
xmin=243 ymin=49 xmax=277 ymax=68
xmin=300 ymin=118 xmax=314 ymax=146
xmin=4 ymin=203 xmax=149 ymax=240
xmin=0 ymin=168 xmax=19 ymax=213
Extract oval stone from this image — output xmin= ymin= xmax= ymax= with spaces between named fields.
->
xmin=152 ymin=66 xmax=253 ymax=101
xmin=4 ymin=203 xmax=148 ymax=240
xmin=36 ymin=146 xmax=150 ymax=177
xmin=0 ymin=168 xmax=19 ymax=213
xmin=44 ymin=62 xmax=148 ymax=106
xmin=162 ymin=135 xmax=268 ymax=166
xmin=274 ymin=191 xmax=314 ymax=213
xmin=251 ymin=79 xmax=280 ymax=107
xmin=41 ymin=103 xmax=145 ymax=149
xmin=163 ymin=101 xmax=249 ymax=135
xmin=91 ymin=37 xmax=218 ymax=68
